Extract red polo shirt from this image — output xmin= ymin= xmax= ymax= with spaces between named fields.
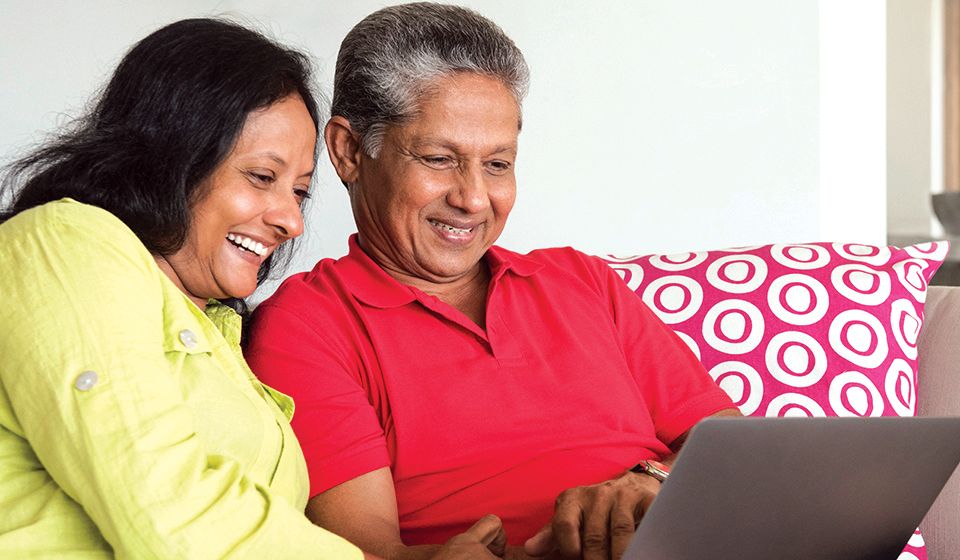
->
xmin=245 ymin=236 xmax=733 ymax=545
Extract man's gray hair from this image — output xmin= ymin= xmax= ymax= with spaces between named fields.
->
xmin=331 ymin=2 xmax=530 ymax=157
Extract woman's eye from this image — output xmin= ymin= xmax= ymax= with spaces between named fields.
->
xmin=294 ymin=188 xmax=312 ymax=202
xmin=248 ymin=171 xmax=276 ymax=184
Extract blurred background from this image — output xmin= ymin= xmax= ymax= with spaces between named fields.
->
xmin=1 ymin=0 xmax=954 ymax=299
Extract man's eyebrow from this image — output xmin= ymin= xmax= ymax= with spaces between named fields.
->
xmin=410 ymin=138 xmax=518 ymax=154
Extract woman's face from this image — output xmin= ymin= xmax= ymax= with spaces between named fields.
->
xmin=158 ymin=94 xmax=316 ymax=308
xmin=349 ymin=72 xmax=520 ymax=287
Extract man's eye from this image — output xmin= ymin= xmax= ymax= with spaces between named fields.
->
xmin=421 ymin=156 xmax=455 ymax=168
xmin=486 ymin=160 xmax=512 ymax=174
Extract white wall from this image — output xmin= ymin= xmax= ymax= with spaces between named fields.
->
xmin=886 ymin=0 xmax=940 ymax=237
xmin=820 ymin=0 xmax=887 ymax=243
xmin=1 ymin=1 xmax=896 ymax=300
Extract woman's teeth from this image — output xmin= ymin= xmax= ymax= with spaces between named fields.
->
xmin=226 ymin=233 xmax=267 ymax=256
xmin=429 ymin=219 xmax=472 ymax=235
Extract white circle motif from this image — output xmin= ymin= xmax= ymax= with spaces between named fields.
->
xmin=648 ymin=252 xmax=708 ymax=272
xmin=705 ymin=254 xmax=768 ymax=294
xmin=607 ymin=262 xmax=644 ymax=292
xmin=829 ymin=371 xmax=885 ymax=417
xmin=884 ymin=358 xmax=916 ymax=416
xmin=708 ymin=361 xmax=763 ymax=415
xmin=720 ymin=245 xmax=762 ymax=253
xmin=765 ymin=393 xmax=826 ymax=417
xmin=907 ymin=530 xmax=925 ymax=547
xmin=770 ymin=244 xmax=831 ymax=270
xmin=641 ymin=276 xmax=703 ymax=325
xmin=830 ymin=264 xmax=891 ymax=306
xmin=828 ymin=310 xmax=889 ymax=369
xmin=889 ymin=299 xmax=921 ymax=360
xmin=893 ymin=259 xmax=930 ymax=303
xmin=766 ymin=274 xmax=829 ymax=325
xmin=832 ymin=243 xmax=892 ymax=266
xmin=904 ymin=241 xmax=948 ymax=262
xmin=764 ymin=332 xmax=828 ymax=388
xmin=702 ymin=300 xmax=765 ymax=354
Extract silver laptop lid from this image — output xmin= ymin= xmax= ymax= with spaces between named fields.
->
xmin=625 ymin=417 xmax=960 ymax=560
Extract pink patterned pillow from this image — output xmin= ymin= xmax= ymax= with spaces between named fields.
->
xmin=603 ymin=242 xmax=946 ymax=560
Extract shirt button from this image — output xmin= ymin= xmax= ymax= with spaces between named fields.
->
xmin=74 ymin=371 xmax=99 ymax=391
xmin=179 ymin=329 xmax=198 ymax=349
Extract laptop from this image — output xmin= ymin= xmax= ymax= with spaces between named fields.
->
xmin=624 ymin=417 xmax=960 ymax=560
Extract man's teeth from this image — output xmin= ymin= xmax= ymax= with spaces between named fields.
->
xmin=226 ymin=233 xmax=267 ymax=256
xmin=429 ymin=219 xmax=472 ymax=235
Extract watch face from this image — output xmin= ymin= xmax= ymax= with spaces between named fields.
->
xmin=646 ymin=459 xmax=670 ymax=474
xmin=644 ymin=460 xmax=670 ymax=482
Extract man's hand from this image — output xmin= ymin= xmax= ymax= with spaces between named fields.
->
xmin=523 ymin=470 xmax=660 ymax=560
xmin=431 ymin=514 xmax=508 ymax=559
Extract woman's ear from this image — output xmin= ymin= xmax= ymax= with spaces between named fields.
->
xmin=324 ymin=116 xmax=362 ymax=186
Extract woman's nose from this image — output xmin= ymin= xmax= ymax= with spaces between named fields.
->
xmin=265 ymin=193 xmax=305 ymax=239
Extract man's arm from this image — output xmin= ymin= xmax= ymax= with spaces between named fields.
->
xmin=308 ymin=467 xmax=526 ymax=560
xmin=524 ymin=408 xmax=742 ymax=560
xmin=307 ymin=468 xmax=435 ymax=560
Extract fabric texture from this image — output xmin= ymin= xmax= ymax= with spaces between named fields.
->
xmin=246 ymin=235 xmax=734 ymax=546
xmin=914 ymin=287 xmax=960 ymax=560
xmin=0 ymin=199 xmax=361 ymax=559
xmin=603 ymin=241 xmax=947 ymax=560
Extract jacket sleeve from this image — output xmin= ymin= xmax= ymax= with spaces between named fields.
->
xmin=0 ymin=202 xmax=362 ymax=559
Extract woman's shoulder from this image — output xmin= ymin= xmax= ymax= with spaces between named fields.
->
xmin=4 ymin=198 xmax=146 ymax=250
xmin=1 ymin=198 xmax=156 ymax=277
xmin=6 ymin=197 xmax=126 ymax=231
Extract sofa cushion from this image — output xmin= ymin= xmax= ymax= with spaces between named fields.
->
xmin=603 ymin=242 xmax=947 ymax=560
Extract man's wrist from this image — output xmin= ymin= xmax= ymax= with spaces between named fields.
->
xmin=629 ymin=459 xmax=670 ymax=482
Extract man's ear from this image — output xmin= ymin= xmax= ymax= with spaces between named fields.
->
xmin=324 ymin=116 xmax=362 ymax=187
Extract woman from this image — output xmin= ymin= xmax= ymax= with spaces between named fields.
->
xmin=0 ymin=18 xmax=504 ymax=559
xmin=245 ymin=4 xmax=739 ymax=560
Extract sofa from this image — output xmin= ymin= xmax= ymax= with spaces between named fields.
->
xmin=917 ymin=286 xmax=960 ymax=560
xmin=603 ymin=242 xmax=958 ymax=560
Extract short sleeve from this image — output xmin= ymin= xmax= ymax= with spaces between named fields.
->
xmin=246 ymin=296 xmax=391 ymax=497
xmin=588 ymin=253 xmax=734 ymax=445
xmin=0 ymin=201 xmax=361 ymax=559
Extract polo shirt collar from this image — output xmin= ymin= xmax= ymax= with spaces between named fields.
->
xmin=335 ymin=234 xmax=543 ymax=308
xmin=485 ymin=244 xmax=543 ymax=279
xmin=335 ymin=235 xmax=417 ymax=308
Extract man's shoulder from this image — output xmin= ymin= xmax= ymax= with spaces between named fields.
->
xmin=254 ymin=250 xmax=370 ymax=324
xmin=256 ymin=256 xmax=348 ymax=313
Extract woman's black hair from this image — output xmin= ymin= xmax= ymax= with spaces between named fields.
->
xmin=0 ymin=18 xmax=321 ymax=314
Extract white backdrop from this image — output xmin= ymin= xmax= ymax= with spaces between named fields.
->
xmin=2 ymin=1 xmax=904 ymax=301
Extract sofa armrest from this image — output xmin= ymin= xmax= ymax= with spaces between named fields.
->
xmin=917 ymin=286 xmax=960 ymax=560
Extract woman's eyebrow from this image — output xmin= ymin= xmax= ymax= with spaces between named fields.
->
xmin=251 ymin=152 xmax=314 ymax=178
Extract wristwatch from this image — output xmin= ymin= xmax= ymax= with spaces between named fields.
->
xmin=630 ymin=459 xmax=670 ymax=483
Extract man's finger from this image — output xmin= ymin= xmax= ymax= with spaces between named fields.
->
xmin=460 ymin=514 xmax=504 ymax=545
xmin=581 ymin=484 xmax=616 ymax=560
xmin=523 ymin=523 xmax=554 ymax=556
xmin=610 ymin=497 xmax=638 ymax=560
xmin=552 ymin=493 xmax=585 ymax=558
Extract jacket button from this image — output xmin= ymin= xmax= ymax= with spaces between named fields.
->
xmin=74 ymin=371 xmax=99 ymax=391
xmin=179 ymin=329 xmax=198 ymax=349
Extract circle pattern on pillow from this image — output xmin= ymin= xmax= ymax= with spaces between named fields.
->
xmin=605 ymin=242 xmax=942 ymax=560
xmin=603 ymin=242 xmax=944 ymax=420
